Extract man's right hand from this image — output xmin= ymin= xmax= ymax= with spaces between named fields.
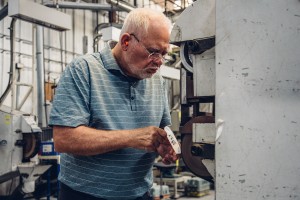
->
xmin=131 ymin=126 xmax=179 ymax=164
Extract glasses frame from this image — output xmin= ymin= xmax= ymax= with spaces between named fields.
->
xmin=129 ymin=33 xmax=166 ymax=62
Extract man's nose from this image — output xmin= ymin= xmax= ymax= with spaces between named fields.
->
xmin=152 ymin=58 xmax=163 ymax=66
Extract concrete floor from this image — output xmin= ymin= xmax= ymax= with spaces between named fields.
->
xmin=31 ymin=186 xmax=215 ymax=200
xmin=35 ymin=190 xmax=215 ymax=200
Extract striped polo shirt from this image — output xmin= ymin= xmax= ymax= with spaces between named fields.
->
xmin=49 ymin=42 xmax=171 ymax=200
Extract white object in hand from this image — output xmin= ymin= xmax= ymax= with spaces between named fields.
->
xmin=164 ymin=126 xmax=181 ymax=154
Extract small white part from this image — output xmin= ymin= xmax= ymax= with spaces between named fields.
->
xmin=216 ymin=119 xmax=224 ymax=141
xmin=164 ymin=126 xmax=181 ymax=154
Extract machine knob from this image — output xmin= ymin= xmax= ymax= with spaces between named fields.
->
xmin=0 ymin=140 xmax=7 ymax=145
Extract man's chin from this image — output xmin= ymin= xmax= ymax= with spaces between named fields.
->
xmin=137 ymin=71 xmax=156 ymax=79
xmin=145 ymin=71 xmax=157 ymax=78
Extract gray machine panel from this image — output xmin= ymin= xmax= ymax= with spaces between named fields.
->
xmin=172 ymin=0 xmax=300 ymax=199
xmin=0 ymin=107 xmax=23 ymax=194
xmin=170 ymin=0 xmax=215 ymax=43
xmin=215 ymin=0 xmax=300 ymax=199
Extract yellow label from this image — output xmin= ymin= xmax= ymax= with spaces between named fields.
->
xmin=4 ymin=115 xmax=11 ymax=125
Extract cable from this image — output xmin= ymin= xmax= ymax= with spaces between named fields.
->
xmin=0 ymin=18 xmax=16 ymax=106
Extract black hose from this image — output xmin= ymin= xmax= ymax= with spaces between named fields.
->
xmin=0 ymin=18 xmax=16 ymax=105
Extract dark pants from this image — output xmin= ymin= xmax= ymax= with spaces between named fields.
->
xmin=59 ymin=182 xmax=152 ymax=200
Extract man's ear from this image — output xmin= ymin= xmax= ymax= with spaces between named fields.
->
xmin=120 ymin=33 xmax=131 ymax=51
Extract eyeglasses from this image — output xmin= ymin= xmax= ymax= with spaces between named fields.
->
xmin=130 ymin=33 xmax=166 ymax=62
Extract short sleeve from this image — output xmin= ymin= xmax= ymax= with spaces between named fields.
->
xmin=49 ymin=58 xmax=91 ymax=127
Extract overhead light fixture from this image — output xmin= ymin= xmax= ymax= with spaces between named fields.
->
xmin=8 ymin=0 xmax=71 ymax=31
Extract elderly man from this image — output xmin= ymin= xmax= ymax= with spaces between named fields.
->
xmin=50 ymin=8 xmax=178 ymax=200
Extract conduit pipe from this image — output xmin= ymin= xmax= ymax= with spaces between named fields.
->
xmin=36 ymin=26 xmax=46 ymax=128
xmin=106 ymin=0 xmax=136 ymax=12
xmin=43 ymin=1 xmax=129 ymax=12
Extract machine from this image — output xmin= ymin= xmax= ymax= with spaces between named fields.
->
xmin=0 ymin=0 xmax=70 ymax=198
xmin=171 ymin=0 xmax=216 ymax=183
xmin=171 ymin=0 xmax=300 ymax=199
xmin=0 ymin=105 xmax=52 ymax=199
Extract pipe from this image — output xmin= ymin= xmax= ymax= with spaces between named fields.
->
xmin=93 ymin=23 xmax=123 ymax=52
xmin=106 ymin=0 xmax=136 ymax=12
xmin=36 ymin=26 xmax=46 ymax=128
xmin=31 ymin=23 xmax=36 ymax=115
xmin=94 ymin=22 xmax=123 ymax=34
xmin=43 ymin=1 xmax=125 ymax=12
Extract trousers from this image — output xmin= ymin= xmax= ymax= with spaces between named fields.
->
xmin=58 ymin=182 xmax=152 ymax=200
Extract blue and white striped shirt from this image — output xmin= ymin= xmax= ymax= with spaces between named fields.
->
xmin=49 ymin=42 xmax=171 ymax=199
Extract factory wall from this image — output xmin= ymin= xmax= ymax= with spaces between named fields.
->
xmin=0 ymin=0 xmax=164 ymax=119
xmin=0 ymin=2 xmax=96 ymax=115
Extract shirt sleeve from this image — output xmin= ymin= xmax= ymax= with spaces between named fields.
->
xmin=49 ymin=57 xmax=91 ymax=127
xmin=159 ymin=78 xmax=172 ymax=128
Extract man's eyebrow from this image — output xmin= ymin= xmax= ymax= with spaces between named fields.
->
xmin=148 ymin=47 xmax=160 ymax=52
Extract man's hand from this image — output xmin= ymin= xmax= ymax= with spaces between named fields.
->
xmin=156 ymin=142 xmax=179 ymax=164
xmin=132 ymin=126 xmax=179 ymax=164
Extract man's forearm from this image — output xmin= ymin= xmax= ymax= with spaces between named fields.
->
xmin=53 ymin=125 xmax=132 ymax=156
xmin=53 ymin=125 xmax=177 ymax=161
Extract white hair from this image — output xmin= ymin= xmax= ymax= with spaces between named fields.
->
xmin=120 ymin=8 xmax=172 ymax=39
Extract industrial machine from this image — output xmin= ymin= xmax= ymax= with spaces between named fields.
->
xmin=171 ymin=0 xmax=216 ymax=183
xmin=0 ymin=0 xmax=70 ymax=198
xmin=184 ymin=177 xmax=210 ymax=197
xmin=0 ymin=105 xmax=51 ymax=199
xmin=171 ymin=0 xmax=300 ymax=199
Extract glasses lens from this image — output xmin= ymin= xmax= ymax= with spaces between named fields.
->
xmin=149 ymin=53 xmax=165 ymax=62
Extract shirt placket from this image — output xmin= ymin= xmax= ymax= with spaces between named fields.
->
xmin=130 ymin=82 xmax=137 ymax=111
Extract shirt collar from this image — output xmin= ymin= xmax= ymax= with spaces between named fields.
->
xmin=100 ymin=41 xmax=121 ymax=71
xmin=100 ymin=41 xmax=139 ymax=83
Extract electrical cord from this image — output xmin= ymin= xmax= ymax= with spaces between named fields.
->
xmin=0 ymin=18 xmax=16 ymax=105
